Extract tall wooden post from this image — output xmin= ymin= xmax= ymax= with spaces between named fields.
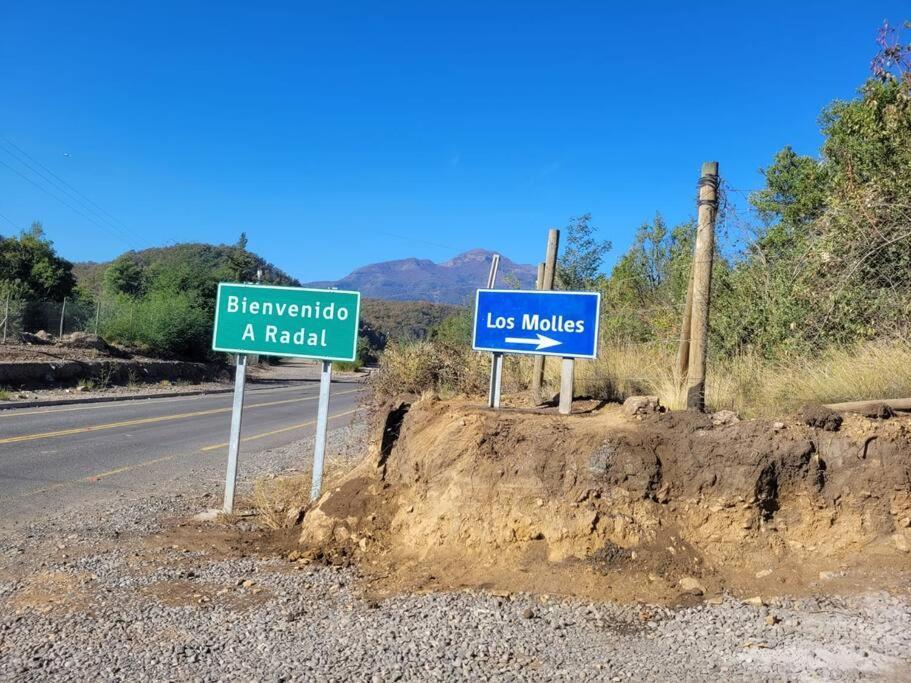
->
xmin=675 ymin=271 xmax=694 ymax=388
xmin=531 ymin=230 xmax=559 ymax=404
xmin=685 ymin=161 xmax=719 ymax=411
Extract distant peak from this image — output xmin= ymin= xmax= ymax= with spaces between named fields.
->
xmin=441 ymin=249 xmax=496 ymax=267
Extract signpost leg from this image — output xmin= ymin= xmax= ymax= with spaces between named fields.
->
xmin=310 ymin=360 xmax=333 ymax=502
xmin=558 ymin=356 xmax=574 ymax=415
xmin=487 ymin=353 xmax=503 ymax=409
xmin=223 ymin=353 xmax=247 ymax=514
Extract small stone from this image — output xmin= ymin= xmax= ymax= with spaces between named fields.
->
xmin=765 ymin=614 xmax=780 ymax=626
xmin=192 ymin=509 xmax=220 ymax=523
xmin=711 ymin=410 xmax=740 ymax=426
xmin=755 ymin=569 xmax=773 ymax=579
xmin=678 ymin=577 xmax=704 ymax=595
xmin=285 ymin=507 xmax=304 ymax=525
xmin=772 ymin=421 xmax=785 ymax=430
xmin=893 ymin=533 xmax=910 ymax=553
xmin=241 ymin=579 xmax=255 ymax=588
xmin=744 ymin=596 xmax=766 ymax=606
xmin=900 ymin=517 xmax=911 ymax=528
xmin=622 ymin=395 xmax=661 ymax=416
xmin=522 ymin=607 xmax=535 ymax=619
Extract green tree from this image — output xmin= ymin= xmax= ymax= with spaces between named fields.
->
xmin=103 ymin=254 xmax=146 ymax=296
xmin=556 ymin=214 xmax=611 ymax=290
xmin=0 ymin=222 xmax=76 ymax=299
xmin=227 ymin=232 xmax=257 ymax=282
xmin=599 ymin=216 xmax=696 ymax=343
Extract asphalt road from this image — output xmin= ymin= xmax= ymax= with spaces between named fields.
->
xmin=0 ymin=376 xmax=364 ymax=526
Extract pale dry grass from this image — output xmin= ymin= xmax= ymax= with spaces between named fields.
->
xmin=371 ymin=339 xmax=911 ymax=418
xmin=251 ymin=459 xmax=357 ymax=529
xmin=534 ymin=340 xmax=911 ymax=418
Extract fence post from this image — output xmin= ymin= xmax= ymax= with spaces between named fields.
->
xmin=531 ymin=230 xmax=559 ymax=404
xmin=94 ymin=297 xmax=101 ymax=336
xmin=685 ymin=161 xmax=720 ymax=411
xmin=59 ymin=297 xmax=68 ymax=338
xmin=2 ymin=292 xmax=9 ymax=344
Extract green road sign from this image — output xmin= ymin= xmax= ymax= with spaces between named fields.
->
xmin=212 ymin=283 xmax=360 ymax=361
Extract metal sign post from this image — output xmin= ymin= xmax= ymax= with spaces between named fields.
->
xmin=310 ymin=360 xmax=333 ymax=501
xmin=211 ymin=283 xmax=361 ymax=512
xmin=488 ymin=353 xmax=503 ymax=409
xmin=485 ymin=254 xmax=502 ymax=409
xmin=223 ymin=353 xmax=247 ymax=513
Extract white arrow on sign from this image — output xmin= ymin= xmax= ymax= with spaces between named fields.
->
xmin=503 ymin=334 xmax=562 ymax=350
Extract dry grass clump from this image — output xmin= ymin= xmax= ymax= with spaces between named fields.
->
xmin=251 ymin=474 xmax=313 ymax=529
xmin=252 ymin=462 xmax=354 ymax=529
xmin=371 ymin=341 xmax=490 ymax=399
xmin=369 ymin=339 xmax=911 ymax=418
xmin=745 ymin=340 xmax=911 ymax=415
xmin=545 ymin=340 xmax=911 ymax=418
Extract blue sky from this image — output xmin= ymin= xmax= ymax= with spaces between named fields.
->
xmin=1 ymin=1 xmax=906 ymax=281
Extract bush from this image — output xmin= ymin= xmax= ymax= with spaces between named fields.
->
xmin=100 ymin=291 xmax=211 ymax=360
xmin=371 ymin=341 xmax=489 ymax=400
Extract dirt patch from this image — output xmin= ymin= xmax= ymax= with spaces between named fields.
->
xmin=6 ymin=571 xmax=95 ymax=614
xmin=297 ymin=396 xmax=911 ymax=604
xmin=144 ymin=579 xmax=272 ymax=611
xmin=145 ymin=519 xmax=301 ymax=560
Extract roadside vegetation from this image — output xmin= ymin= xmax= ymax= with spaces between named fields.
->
xmin=372 ymin=23 xmax=911 ymax=416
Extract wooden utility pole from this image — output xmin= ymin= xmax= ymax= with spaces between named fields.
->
xmin=531 ymin=230 xmax=559 ymax=404
xmin=675 ymin=272 xmax=694 ymax=386
xmin=685 ymin=161 xmax=720 ymax=411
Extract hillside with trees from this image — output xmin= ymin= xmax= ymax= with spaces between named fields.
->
xmin=376 ymin=22 xmax=911 ymax=413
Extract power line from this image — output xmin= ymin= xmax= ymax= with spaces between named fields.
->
xmin=0 ymin=139 xmax=143 ymax=247
xmin=0 ymin=157 xmax=139 ymax=249
xmin=0 ymin=210 xmax=22 ymax=232
xmin=1 ymin=137 xmax=143 ymax=242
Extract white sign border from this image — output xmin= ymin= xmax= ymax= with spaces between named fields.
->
xmin=471 ymin=288 xmax=601 ymax=360
xmin=212 ymin=282 xmax=362 ymax=362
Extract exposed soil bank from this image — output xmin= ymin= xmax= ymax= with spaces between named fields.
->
xmin=0 ymin=358 xmax=224 ymax=389
xmin=299 ymin=397 xmax=911 ymax=603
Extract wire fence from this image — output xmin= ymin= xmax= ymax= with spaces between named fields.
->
xmin=0 ymin=294 xmax=189 ymax=349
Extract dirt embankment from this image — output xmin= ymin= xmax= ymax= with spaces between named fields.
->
xmin=299 ymin=397 xmax=911 ymax=604
xmin=0 ymin=334 xmax=227 ymax=389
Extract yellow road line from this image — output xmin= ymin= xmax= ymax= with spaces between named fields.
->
xmin=198 ymin=408 xmax=358 ymax=452
xmin=0 ymin=383 xmax=314 ymax=419
xmin=14 ymin=408 xmax=360 ymax=499
xmin=0 ymin=389 xmax=360 ymax=445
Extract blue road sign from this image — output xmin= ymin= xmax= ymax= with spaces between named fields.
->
xmin=472 ymin=289 xmax=601 ymax=359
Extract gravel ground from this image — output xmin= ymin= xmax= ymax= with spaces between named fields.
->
xmin=1 ymin=420 xmax=910 ymax=682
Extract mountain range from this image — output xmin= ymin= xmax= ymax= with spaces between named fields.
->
xmin=306 ymin=249 xmax=537 ymax=304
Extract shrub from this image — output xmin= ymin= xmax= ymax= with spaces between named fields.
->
xmin=100 ymin=291 xmax=211 ymax=360
xmin=371 ymin=341 xmax=489 ymax=400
